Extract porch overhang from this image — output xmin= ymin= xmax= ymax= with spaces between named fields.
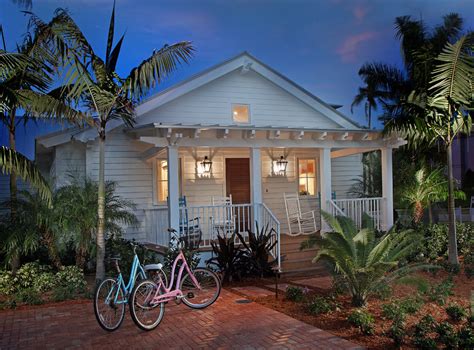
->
xmin=125 ymin=123 xmax=406 ymax=151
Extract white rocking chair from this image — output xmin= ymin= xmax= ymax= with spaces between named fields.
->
xmin=210 ymin=195 xmax=236 ymax=236
xmin=284 ymin=193 xmax=317 ymax=235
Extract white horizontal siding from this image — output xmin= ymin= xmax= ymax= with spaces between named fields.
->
xmin=137 ymin=69 xmax=341 ymax=129
xmin=53 ymin=141 xmax=86 ymax=188
xmin=331 ymin=154 xmax=363 ymax=198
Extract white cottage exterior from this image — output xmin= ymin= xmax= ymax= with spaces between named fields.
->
xmin=35 ymin=52 xmax=405 ymax=273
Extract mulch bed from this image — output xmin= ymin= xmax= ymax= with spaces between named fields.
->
xmin=226 ymin=269 xmax=473 ymax=350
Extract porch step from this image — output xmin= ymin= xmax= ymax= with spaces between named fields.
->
xmin=280 ymin=264 xmax=328 ymax=277
xmin=279 ymin=233 xmax=322 ymax=273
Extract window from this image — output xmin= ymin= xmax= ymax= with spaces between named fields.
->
xmin=156 ymin=160 xmax=168 ymax=203
xmin=298 ymin=159 xmax=316 ymax=196
xmin=154 ymin=159 xmax=183 ymax=204
xmin=232 ymin=104 xmax=250 ymax=123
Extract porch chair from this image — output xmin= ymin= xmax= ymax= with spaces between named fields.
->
xmin=178 ymin=196 xmax=202 ymax=250
xmin=210 ymin=195 xmax=236 ymax=237
xmin=284 ymin=193 xmax=317 ymax=235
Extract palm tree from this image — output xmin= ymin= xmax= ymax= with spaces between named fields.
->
xmin=351 ymin=63 xmax=406 ymax=129
xmin=401 ymin=167 xmax=465 ymax=224
xmin=37 ymin=4 xmax=194 ymax=281
xmin=56 ymin=177 xmax=138 ymax=269
xmin=1 ymin=25 xmax=85 ymax=271
xmin=387 ymin=34 xmax=474 ymax=265
xmin=302 ymin=212 xmax=426 ymax=306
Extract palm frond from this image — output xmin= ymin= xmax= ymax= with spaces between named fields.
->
xmin=0 ymin=146 xmax=51 ymax=203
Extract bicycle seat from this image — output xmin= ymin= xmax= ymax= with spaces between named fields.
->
xmin=144 ymin=263 xmax=163 ymax=271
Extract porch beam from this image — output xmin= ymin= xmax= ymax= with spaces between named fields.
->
xmin=331 ymin=147 xmax=379 ymax=158
xmin=138 ymin=136 xmax=403 ymax=149
xmin=319 ymin=147 xmax=332 ymax=232
xmin=167 ymin=146 xmax=180 ymax=233
xmin=381 ymin=147 xmax=394 ymax=230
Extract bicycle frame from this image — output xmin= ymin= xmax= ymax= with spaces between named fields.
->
xmin=149 ymin=250 xmax=201 ymax=305
xmin=106 ymin=253 xmax=146 ymax=305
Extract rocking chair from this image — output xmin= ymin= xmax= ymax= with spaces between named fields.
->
xmin=284 ymin=193 xmax=317 ymax=235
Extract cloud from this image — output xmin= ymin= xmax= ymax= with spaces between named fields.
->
xmin=336 ymin=31 xmax=378 ymax=63
xmin=353 ymin=4 xmax=369 ymax=22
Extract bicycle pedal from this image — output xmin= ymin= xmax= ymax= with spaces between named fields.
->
xmin=187 ymin=292 xmax=194 ymax=299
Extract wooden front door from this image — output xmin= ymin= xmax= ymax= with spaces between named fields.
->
xmin=226 ymin=158 xmax=251 ymax=232
xmin=225 ymin=158 xmax=251 ymax=203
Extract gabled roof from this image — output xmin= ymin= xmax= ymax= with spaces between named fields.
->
xmin=38 ymin=52 xmax=363 ymax=147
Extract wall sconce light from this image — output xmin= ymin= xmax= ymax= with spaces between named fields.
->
xmin=273 ymin=156 xmax=288 ymax=176
xmin=197 ymin=156 xmax=213 ymax=177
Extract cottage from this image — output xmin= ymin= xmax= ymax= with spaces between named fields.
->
xmin=35 ymin=52 xmax=405 ymax=273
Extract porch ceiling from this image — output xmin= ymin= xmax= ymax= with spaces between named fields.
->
xmin=126 ymin=123 xmax=406 ymax=150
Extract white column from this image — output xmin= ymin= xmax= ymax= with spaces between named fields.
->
xmin=250 ymin=147 xmax=262 ymax=205
xmin=381 ymin=147 xmax=394 ymax=230
xmin=167 ymin=146 xmax=180 ymax=232
xmin=319 ymin=148 xmax=332 ymax=231
xmin=250 ymin=148 xmax=262 ymax=231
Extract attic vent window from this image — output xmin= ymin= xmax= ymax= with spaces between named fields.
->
xmin=232 ymin=104 xmax=250 ymax=123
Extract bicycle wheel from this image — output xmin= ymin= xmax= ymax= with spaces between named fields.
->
xmin=130 ymin=279 xmax=165 ymax=331
xmin=180 ymin=268 xmax=221 ymax=309
xmin=94 ymin=278 xmax=126 ymax=331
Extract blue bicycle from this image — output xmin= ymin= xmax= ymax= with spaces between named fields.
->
xmin=93 ymin=243 xmax=166 ymax=331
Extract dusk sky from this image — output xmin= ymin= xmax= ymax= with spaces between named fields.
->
xmin=1 ymin=0 xmax=473 ymax=159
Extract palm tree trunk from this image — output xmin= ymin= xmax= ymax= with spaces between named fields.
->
xmin=368 ymin=105 xmax=372 ymax=129
xmin=446 ymin=142 xmax=459 ymax=265
xmin=96 ymin=129 xmax=106 ymax=282
xmin=414 ymin=201 xmax=424 ymax=224
xmin=9 ymin=111 xmax=20 ymax=273
xmin=43 ymin=230 xmax=62 ymax=270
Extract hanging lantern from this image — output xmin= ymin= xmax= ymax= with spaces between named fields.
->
xmin=200 ymin=156 xmax=213 ymax=174
xmin=274 ymin=156 xmax=288 ymax=176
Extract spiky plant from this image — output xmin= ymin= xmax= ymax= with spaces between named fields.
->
xmin=302 ymin=212 xmax=429 ymax=306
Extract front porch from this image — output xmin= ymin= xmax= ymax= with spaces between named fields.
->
xmin=134 ymin=124 xmax=403 ymax=272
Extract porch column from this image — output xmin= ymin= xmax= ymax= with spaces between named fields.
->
xmin=381 ymin=147 xmax=394 ymax=230
xmin=250 ymin=148 xmax=262 ymax=230
xmin=319 ymin=147 xmax=332 ymax=231
xmin=167 ymin=146 xmax=180 ymax=232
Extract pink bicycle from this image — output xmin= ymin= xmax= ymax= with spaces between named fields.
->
xmin=129 ymin=229 xmax=221 ymax=331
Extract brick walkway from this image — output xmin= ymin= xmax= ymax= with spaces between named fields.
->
xmin=0 ymin=290 xmax=361 ymax=349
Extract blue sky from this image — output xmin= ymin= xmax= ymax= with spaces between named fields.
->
xmin=1 ymin=0 xmax=473 ymax=158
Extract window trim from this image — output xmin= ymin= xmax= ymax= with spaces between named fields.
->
xmin=297 ymin=158 xmax=317 ymax=197
xmin=231 ymin=103 xmax=251 ymax=124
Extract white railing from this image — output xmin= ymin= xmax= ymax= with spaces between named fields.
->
xmin=329 ymin=197 xmax=385 ymax=231
xmin=144 ymin=207 xmax=169 ymax=246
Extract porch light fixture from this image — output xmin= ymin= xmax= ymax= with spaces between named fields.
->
xmin=198 ymin=156 xmax=213 ymax=177
xmin=273 ymin=156 xmax=288 ymax=176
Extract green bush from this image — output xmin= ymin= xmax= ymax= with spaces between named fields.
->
xmin=414 ymin=315 xmax=436 ymax=337
xmin=423 ymin=277 xmax=454 ymax=305
xmin=372 ymin=283 xmax=392 ymax=300
xmin=464 ymin=247 xmax=474 ymax=278
xmin=412 ymin=336 xmax=438 ymax=350
xmin=382 ymin=296 xmax=423 ymax=321
xmin=458 ymin=326 xmax=474 ymax=348
xmin=436 ymin=322 xmax=459 ymax=349
xmin=445 ymin=303 xmax=467 ymax=322
xmin=306 ymin=297 xmax=334 ymax=315
xmin=347 ymin=309 xmax=375 ymax=335
xmin=16 ymin=289 xmax=43 ymax=305
xmin=388 ymin=318 xmax=406 ymax=347
xmin=52 ymin=285 xmax=77 ymax=302
xmin=13 ymin=262 xmax=44 ymax=289
xmin=419 ymin=223 xmax=473 ymax=261
xmin=399 ymin=296 xmax=424 ymax=314
xmin=0 ymin=270 xmax=15 ymax=295
xmin=33 ymin=272 xmax=56 ymax=293
xmin=285 ymin=286 xmax=304 ymax=302
xmin=381 ymin=303 xmax=406 ymax=321
xmin=55 ymin=266 xmax=87 ymax=292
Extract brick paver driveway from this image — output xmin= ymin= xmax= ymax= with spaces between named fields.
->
xmin=0 ymin=289 xmax=361 ymax=349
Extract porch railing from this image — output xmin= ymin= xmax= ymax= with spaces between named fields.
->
xmin=328 ymin=197 xmax=385 ymax=231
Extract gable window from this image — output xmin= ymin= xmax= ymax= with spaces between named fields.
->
xmin=232 ymin=104 xmax=250 ymax=123
xmin=154 ymin=159 xmax=182 ymax=204
xmin=298 ymin=159 xmax=316 ymax=196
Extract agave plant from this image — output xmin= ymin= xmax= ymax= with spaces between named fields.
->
xmin=237 ymin=223 xmax=278 ymax=278
xmin=207 ymin=231 xmax=246 ymax=283
xmin=302 ymin=212 xmax=428 ymax=306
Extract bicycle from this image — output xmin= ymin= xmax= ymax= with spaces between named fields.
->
xmin=129 ymin=228 xmax=221 ymax=331
xmin=93 ymin=242 xmax=167 ymax=331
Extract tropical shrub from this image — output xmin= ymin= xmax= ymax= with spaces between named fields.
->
xmin=285 ymin=286 xmax=304 ymax=302
xmin=388 ymin=318 xmax=406 ymax=347
xmin=55 ymin=266 xmax=87 ymax=292
xmin=237 ymin=224 xmax=277 ymax=277
xmin=414 ymin=315 xmax=436 ymax=337
xmin=445 ymin=303 xmax=467 ymax=322
xmin=16 ymin=289 xmax=43 ymax=305
xmin=463 ymin=244 xmax=474 ymax=278
xmin=302 ymin=212 xmax=428 ymax=306
xmin=347 ymin=309 xmax=375 ymax=335
xmin=306 ymin=296 xmax=335 ymax=315
xmin=33 ymin=272 xmax=56 ymax=292
xmin=436 ymin=322 xmax=459 ymax=348
xmin=423 ymin=277 xmax=454 ymax=305
xmin=458 ymin=326 xmax=474 ymax=348
xmin=207 ymin=232 xmax=245 ymax=283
